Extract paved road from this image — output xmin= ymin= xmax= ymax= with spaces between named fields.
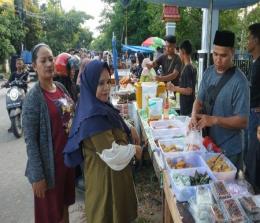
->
xmin=0 ymin=81 xmax=85 ymax=223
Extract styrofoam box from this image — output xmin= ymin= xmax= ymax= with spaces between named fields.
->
xmin=164 ymin=152 xmax=207 ymax=173
xmin=150 ymin=119 xmax=187 ymax=139
xmin=170 ymin=167 xmax=216 ymax=202
xmin=201 ymin=153 xmax=237 ymax=182
xmin=158 ymin=138 xmax=186 ymax=157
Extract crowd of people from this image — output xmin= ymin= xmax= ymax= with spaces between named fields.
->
xmin=1 ymin=21 xmax=258 ymax=223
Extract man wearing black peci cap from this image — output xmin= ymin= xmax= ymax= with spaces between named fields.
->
xmin=190 ymin=30 xmax=250 ymax=170
xmin=147 ymin=35 xmax=182 ymax=85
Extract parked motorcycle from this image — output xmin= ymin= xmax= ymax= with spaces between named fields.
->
xmin=5 ymin=78 xmax=27 ymax=138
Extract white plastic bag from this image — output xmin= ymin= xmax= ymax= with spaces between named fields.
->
xmin=185 ymin=128 xmax=203 ymax=152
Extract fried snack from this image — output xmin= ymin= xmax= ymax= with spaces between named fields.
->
xmin=187 ymin=144 xmax=200 ymax=151
xmin=223 ymin=199 xmax=244 ymax=222
xmin=161 ymin=144 xmax=180 ymax=153
xmin=166 ymin=158 xmax=192 ymax=169
xmin=119 ymin=76 xmax=131 ymax=85
xmin=211 ymin=205 xmax=226 ymax=223
xmin=239 ymin=196 xmax=259 ymax=213
xmin=207 ymin=156 xmax=232 ymax=172
xmin=211 ymin=181 xmax=231 ymax=200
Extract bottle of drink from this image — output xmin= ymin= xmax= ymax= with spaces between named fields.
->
xmin=163 ymin=98 xmax=169 ymax=120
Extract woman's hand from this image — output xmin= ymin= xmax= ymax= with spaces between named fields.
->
xmin=32 ymin=179 xmax=47 ymax=199
xmin=166 ymin=82 xmax=176 ymax=92
xmin=135 ymin=145 xmax=143 ymax=160
xmin=131 ymin=127 xmax=140 ymax=145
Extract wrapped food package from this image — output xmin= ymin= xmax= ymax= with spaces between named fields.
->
xmin=221 ymin=198 xmax=247 ymax=222
xmin=196 ymin=185 xmax=213 ymax=205
xmin=211 ymin=204 xmax=227 ymax=223
xmin=211 ymin=181 xmax=231 ymax=200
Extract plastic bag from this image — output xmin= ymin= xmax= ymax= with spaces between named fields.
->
xmin=185 ymin=128 xmax=203 ymax=152
xmin=148 ymin=97 xmax=163 ymax=120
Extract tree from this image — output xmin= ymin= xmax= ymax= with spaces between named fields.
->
xmin=72 ymin=28 xmax=93 ymax=49
xmin=0 ymin=4 xmax=27 ymax=61
xmin=175 ymin=7 xmax=202 ymax=50
xmin=23 ymin=0 xmax=44 ymax=50
xmin=39 ymin=2 xmax=93 ymax=55
xmin=96 ymin=0 xmax=165 ymax=51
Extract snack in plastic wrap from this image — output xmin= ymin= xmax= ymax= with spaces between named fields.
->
xmin=211 ymin=205 xmax=226 ymax=223
xmin=222 ymin=198 xmax=245 ymax=222
xmin=226 ymin=182 xmax=251 ymax=197
xmin=188 ymin=197 xmax=211 ymax=222
xmin=166 ymin=158 xmax=192 ymax=169
xmin=196 ymin=205 xmax=211 ymax=222
xmin=196 ymin=186 xmax=213 ymax=205
xmin=239 ymin=196 xmax=259 ymax=213
xmin=185 ymin=128 xmax=203 ymax=152
xmin=250 ymin=212 xmax=260 ymax=222
xmin=211 ymin=181 xmax=231 ymax=200
xmin=172 ymin=173 xmax=191 ymax=187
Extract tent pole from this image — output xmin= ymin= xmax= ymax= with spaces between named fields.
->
xmin=207 ymin=0 xmax=213 ymax=68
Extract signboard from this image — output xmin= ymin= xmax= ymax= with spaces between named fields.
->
xmin=163 ymin=5 xmax=180 ymax=22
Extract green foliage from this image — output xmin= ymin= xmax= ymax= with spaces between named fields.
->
xmin=0 ymin=0 xmax=93 ymax=60
xmin=23 ymin=0 xmax=44 ymax=50
xmin=95 ymin=0 xmax=165 ymax=51
xmin=39 ymin=3 xmax=93 ymax=55
xmin=0 ymin=4 xmax=27 ymax=61
xmin=176 ymin=7 xmax=202 ymax=50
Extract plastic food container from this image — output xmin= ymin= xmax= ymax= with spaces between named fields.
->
xmin=150 ymin=119 xmax=183 ymax=130
xmin=210 ymin=181 xmax=231 ymax=201
xmin=221 ymin=198 xmax=249 ymax=222
xmin=150 ymin=119 xmax=186 ymax=139
xmin=165 ymin=152 xmax=206 ymax=172
xmin=210 ymin=204 xmax=227 ymax=223
xmin=170 ymin=167 xmax=216 ymax=202
xmin=239 ymin=196 xmax=260 ymax=214
xmin=202 ymin=153 xmax=237 ymax=181
xmin=196 ymin=185 xmax=213 ymax=205
xmin=158 ymin=138 xmax=186 ymax=157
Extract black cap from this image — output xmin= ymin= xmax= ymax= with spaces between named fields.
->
xmin=213 ymin=30 xmax=235 ymax=47
xmin=164 ymin=35 xmax=176 ymax=44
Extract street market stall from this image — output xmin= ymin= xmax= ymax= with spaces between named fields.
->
xmin=111 ymin=74 xmax=257 ymax=223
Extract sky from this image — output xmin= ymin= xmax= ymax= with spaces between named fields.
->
xmin=40 ymin=0 xmax=104 ymax=37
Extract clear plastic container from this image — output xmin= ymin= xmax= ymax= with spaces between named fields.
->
xmin=165 ymin=152 xmax=206 ymax=172
xmin=149 ymin=119 xmax=187 ymax=139
xmin=221 ymin=198 xmax=249 ymax=222
xmin=170 ymin=167 xmax=216 ymax=202
xmin=202 ymin=153 xmax=237 ymax=181
xmin=210 ymin=181 xmax=231 ymax=201
xmin=196 ymin=185 xmax=213 ymax=205
xmin=210 ymin=204 xmax=227 ymax=223
xmin=158 ymin=138 xmax=186 ymax=156
xmin=239 ymin=196 xmax=260 ymax=213
xmin=149 ymin=119 xmax=183 ymax=130
xmin=152 ymin=128 xmax=186 ymax=140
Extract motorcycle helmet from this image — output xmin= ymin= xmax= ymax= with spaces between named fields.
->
xmin=67 ymin=55 xmax=81 ymax=72
xmin=55 ymin=52 xmax=71 ymax=76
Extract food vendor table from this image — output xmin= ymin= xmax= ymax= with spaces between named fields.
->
xmin=134 ymin=105 xmax=194 ymax=223
xmin=163 ymin=171 xmax=195 ymax=223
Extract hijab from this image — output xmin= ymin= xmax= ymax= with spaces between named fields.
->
xmin=63 ymin=60 xmax=131 ymax=167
